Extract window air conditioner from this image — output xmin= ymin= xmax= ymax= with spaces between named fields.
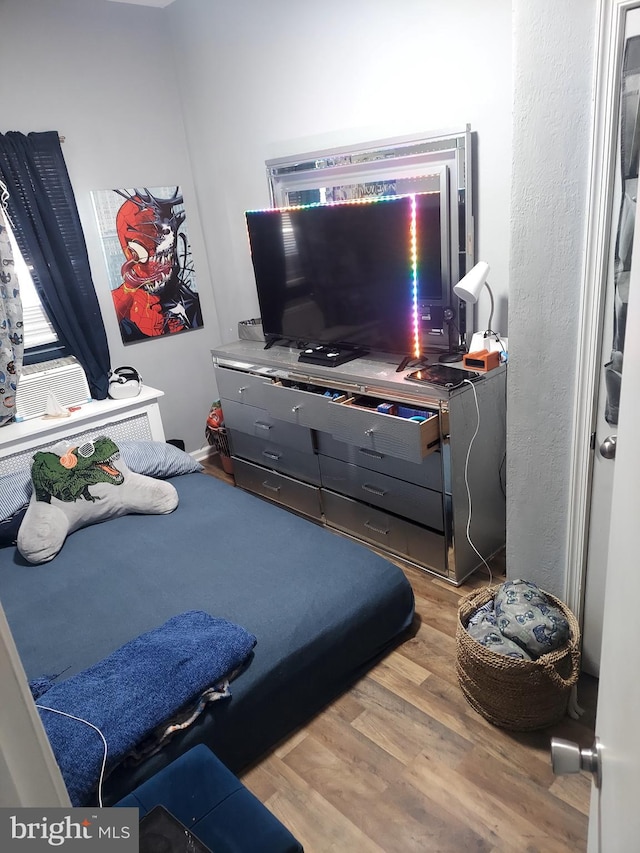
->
xmin=15 ymin=356 xmax=92 ymax=421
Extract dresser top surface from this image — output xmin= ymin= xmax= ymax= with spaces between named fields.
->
xmin=211 ymin=340 xmax=505 ymax=405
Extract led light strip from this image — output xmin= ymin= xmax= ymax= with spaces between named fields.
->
xmin=409 ymin=194 xmax=421 ymax=359
xmin=246 ymin=194 xmax=403 ymax=213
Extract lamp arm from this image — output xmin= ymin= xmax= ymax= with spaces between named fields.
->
xmin=485 ymin=281 xmax=495 ymax=333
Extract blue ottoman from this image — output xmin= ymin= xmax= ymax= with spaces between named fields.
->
xmin=115 ymin=745 xmax=303 ymax=852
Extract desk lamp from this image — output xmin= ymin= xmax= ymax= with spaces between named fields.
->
xmin=453 ymin=260 xmax=506 ymax=357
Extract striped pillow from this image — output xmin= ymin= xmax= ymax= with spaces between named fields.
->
xmin=0 ymin=470 xmax=32 ymax=522
xmin=118 ymin=441 xmax=203 ymax=478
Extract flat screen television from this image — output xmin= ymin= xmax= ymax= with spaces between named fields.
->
xmin=245 ymin=192 xmax=442 ymax=365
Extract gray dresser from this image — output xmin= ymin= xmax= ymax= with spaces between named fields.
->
xmin=211 ymin=341 xmax=506 ymax=585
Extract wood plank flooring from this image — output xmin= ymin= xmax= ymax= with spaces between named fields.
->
xmin=202 ymin=453 xmax=598 ymax=853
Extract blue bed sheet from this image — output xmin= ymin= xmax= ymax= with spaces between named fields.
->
xmin=0 ymin=472 xmax=415 ymax=804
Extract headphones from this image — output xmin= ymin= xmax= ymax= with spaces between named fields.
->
xmin=108 ymin=366 xmax=142 ymax=400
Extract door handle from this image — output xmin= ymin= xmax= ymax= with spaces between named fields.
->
xmin=550 ymin=737 xmax=602 ymax=788
xmin=600 ymin=435 xmax=617 ymax=459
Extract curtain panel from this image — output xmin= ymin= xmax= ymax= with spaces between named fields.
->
xmin=0 ymin=131 xmax=110 ymax=399
xmin=0 ymin=198 xmax=23 ymax=426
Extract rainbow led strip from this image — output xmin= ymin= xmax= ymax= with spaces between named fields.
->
xmin=247 ymin=194 xmax=422 ymax=359
xmin=408 ymin=194 xmax=420 ymax=359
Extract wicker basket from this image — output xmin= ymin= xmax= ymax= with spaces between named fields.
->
xmin=456 ymin=585 xmax=581 ymax=731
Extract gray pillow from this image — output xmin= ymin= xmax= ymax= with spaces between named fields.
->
xmin=0 ymin=442 xmax=200 ymax=523
xmin=466 ymin=614 xmax=533 ymax=660
xmin=17 ymin=436 xmax=179 ymax=564
xmin=117 ymin=441 xmax=203 ymax=478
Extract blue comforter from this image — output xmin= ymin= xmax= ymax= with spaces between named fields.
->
xmin=33 ymin=610 xmax=256 ymax=805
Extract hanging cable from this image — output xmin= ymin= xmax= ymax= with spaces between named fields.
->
xmin=462 ymin=378 xmax=493 ymax=586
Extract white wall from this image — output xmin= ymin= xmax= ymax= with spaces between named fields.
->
xmin=166 ymin=0 xmax=513 ymax=342
xmin=508 ymin=0 xmax=597 ymax=596
xmin=0 ymin=0 xmax=220 ymax=452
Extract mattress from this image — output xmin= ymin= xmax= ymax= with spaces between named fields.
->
xmin=0 ymin=472 xmax=415 ymax=804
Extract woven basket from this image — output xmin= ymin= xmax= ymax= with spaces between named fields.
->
xmin=456 ymin=585 xmax=581 ymax=731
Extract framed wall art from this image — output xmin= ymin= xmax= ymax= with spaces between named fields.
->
xmin=92 ymin=186 xmax=203 ymax=344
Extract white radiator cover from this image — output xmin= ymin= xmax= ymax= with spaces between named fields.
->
xmin=15 ymin=357 xmax=92 ymax=421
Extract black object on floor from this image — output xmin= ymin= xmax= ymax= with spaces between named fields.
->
xmin=140 ymin=805 xmax=212 ymax=853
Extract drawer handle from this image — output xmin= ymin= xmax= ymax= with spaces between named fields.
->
xmin=358 ymin=448 xmax=384 ymax=459
xmin=291 ymin=404 xmax=301 ymax=414
xmin=364 ymin=520 xmax=389 ymax=536
xmin=364 ymin=428 xmax=375 ymax=436
xmin=262 ymin=481 xmax=281 ymax=493
xmin=262 ymin=450 xmax=282 ymax=461
xmin=238 ymin=386 xmax=247 ymax=394
xmin=254 ymin=421 xmax=272 ymax=431
xmin=362 ymin=483 xmax=387 ymax=497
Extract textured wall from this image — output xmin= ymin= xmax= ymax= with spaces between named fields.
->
xmin=508 ymin=0 xmax=596 ymax=595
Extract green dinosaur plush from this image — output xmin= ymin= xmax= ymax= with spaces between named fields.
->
xmin=17 ymin=435 xmax=178 ymax=564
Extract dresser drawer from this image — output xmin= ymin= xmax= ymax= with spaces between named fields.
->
xmin=263 ymin=381 xmax=339 ymax=428
xmin=215 ymin=366 xmax=269 ymax=408
xmin=233 ymin=458 xmax=322 ymax=520
xmin=321 ymin=490 xmax=446 ymax=575
xmin=230 ymin=430 xmax=321 ymax=485
xmin=318 ymin=455 xmax=443 ymax=530
xmin=316 ymin=431 xmax=443 ymax=491
xmin=222 ymin=399 xmax=314 ymax=454
xmin=326 ymin=399 xmax=440 ymax=464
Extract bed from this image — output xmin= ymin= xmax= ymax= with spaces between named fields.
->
xmin=0 ymin=440 xmax=415 ymax=806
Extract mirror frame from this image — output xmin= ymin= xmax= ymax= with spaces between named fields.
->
xmin=265 ymin=126 xmax=475 ymax=354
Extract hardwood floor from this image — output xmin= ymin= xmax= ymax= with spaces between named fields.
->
xmin=202 ymin=453 xmax=598 ymax=853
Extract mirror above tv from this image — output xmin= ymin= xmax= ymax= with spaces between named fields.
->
xmin=263 ymin=126 xmax=475 ymax=361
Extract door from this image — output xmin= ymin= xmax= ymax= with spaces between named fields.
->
xmin=586 ymin=158 xmax=640 ymax=852
xmin=580 ymin=1 xmax=640 ymax=676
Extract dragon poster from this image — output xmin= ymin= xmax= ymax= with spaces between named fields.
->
xmin=91 ymin=186 xmax=203 ymax=343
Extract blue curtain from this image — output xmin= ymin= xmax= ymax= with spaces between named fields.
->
xmin=0 ymin=131 xmax=110 ymax=399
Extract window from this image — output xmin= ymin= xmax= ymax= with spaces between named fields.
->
xmin=0 ymin=130 xmax=110 ymax=396
xmin=4 ymin=216 xmax=62 ymax=359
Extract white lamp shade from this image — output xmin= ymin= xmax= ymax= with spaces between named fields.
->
xmin=453 ymin=261 xmax=490 ymax=303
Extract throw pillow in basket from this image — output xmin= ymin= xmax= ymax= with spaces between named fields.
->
xmin=467 ymin=579 xmax=571 ymax=660
xmin=456 ymin=583 xmax=581 ymax=731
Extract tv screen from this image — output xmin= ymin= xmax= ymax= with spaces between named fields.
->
xmin=245 ymin=193 xmax=442 ymax=359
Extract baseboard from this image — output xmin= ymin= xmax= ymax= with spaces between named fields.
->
xmin=192 ymin=445 xmax=216 ymax=462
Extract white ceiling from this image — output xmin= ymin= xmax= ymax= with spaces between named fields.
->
xmin=107 ymin=0 xmax=176 ymax=8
